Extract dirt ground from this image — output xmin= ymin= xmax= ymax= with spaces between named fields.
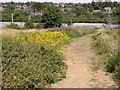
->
xmin=51 ymin=35 xmax=117 ymax=88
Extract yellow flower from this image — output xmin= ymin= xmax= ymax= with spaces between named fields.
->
xmin=22 ymin=38 xmax=25 ymax=40
xmin=13 ymin=76 xmax=17 ymax=80
xmin=95 ymin=28 xmax=105 ymax=35
xmin=57 ymin=50 xmax=64 ymax=55
xmin=12 ymin=31 xmax=69 ymax=47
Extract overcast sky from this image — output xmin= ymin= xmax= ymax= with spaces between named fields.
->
xmin=1 ymin=0 xmax=120 ymax=3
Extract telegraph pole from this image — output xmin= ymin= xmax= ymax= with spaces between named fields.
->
xmin=11 ymin=13 xmax=13 ymax=22
xmin=11 ymin=0 xmax=14 ymax=23
xmin=105 ymin=7 xmax=112 ymax=28
xmin=108 ymin=8 xmax=112 ymax=28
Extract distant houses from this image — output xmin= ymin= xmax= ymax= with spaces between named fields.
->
xmin=1 ymin=1 xmax=117 ymax=14
xmin=1 ymin=2 xmax=66 ymax=15
xmin=1 ymin=1 xmax=119 ymax=24
xmin=1 ymin=4 xmax=7 ymax=11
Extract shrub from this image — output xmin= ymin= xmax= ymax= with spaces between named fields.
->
xmin=35 ymin=23 xmax=44 ymax=29
xmin=115 ymin=62 xmax=120 ymax=87
xmin=7 ymin=23 xmax=19 ymax=29
xmin=2 ymin=35 xmax=67 ymax=88
xmin=66 ymin=20 xmax=73 ymax=25
xmin=24 ymin=21 xmax=34 ymax=29
xmin=42 ymin=5 xmax=63 ymax=28
xmin=105 ymin=53 xmax=119 ymax=73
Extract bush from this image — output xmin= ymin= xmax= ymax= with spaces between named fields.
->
xmin=35 ymin=23 xmax=44 ymax=29
xmin=42 ymin=5 xmax=63 ymax=28
xmin=24 ymin=21 xmax=34 ymax=29
xmin=105 ymin=53 xmax=119 ymax=73
xmin=7 ymin=23 xmax=20 ymax=29
xmin=66 ymin=20 xmax=73 ymax=25
xmin=2 ymin=35 xmax=67 ymax=88
xmin=115 ymin=62 xmax=120 ymax=87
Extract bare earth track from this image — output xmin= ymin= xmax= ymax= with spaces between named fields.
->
xmin=51 ymin=35 xmax=117 ymax=88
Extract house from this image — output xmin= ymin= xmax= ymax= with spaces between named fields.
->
xmin=0 ymin=5 xmax=2 ymax=12
xmin=2 ymin=4 xmax=7 ymax=11
xmin=93 ymin=9 xmax=101 ymax=13
xmin=15 ymin=5 xmax=22 ymax=10
xmin=23 ymin=4 xmax=28 ymax=11
xmin=54 ymin=3 xmax=59 ymax=7
xmin=104 ymin=7 xmax=112 ymax=14
xmin=59 ymin=3 xmax=65 ymax=11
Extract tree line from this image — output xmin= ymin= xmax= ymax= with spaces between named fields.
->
xmin=2 ymin=1 xmax=120 ymax=25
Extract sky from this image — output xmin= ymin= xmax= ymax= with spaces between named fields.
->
xmin=1 ymin=0 xmax=120 ymax=3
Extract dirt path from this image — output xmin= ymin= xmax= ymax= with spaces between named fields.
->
xmin=51 ymin=35 xmax=117 ymax=88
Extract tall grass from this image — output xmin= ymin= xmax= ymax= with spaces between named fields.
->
xmin=92 ymin=28 xmax=120 ymax=87
xmin=59 ymin=27 xmax=95 ymax=38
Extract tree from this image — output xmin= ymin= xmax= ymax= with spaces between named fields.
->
xmin=7 ymin=2 xmax=15 ymax=13
xmin=14 ymin=10 xmax=28 ymax=22
xmin=93 ymin=12 xmax=107 ymax=18
xmin=31 ymin=2 xmax=44 ymax=12
xmin=72 ymin=7 xmax=88 ymax=16
xmin=2 ymin=11 xmax=11 ymax=22
xmin=113 ymin=6 xmax=120 ymax=24
xmin=31 ymin=15 xmax=42 ymax=23
xmin=42 ymin=5 xmax=63 ymax=28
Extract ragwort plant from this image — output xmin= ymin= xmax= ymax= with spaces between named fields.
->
xmin=2 ymin=31 xmax=69 ymax=88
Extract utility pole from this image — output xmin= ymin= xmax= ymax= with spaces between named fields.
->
xmin=11 ymin=13 xmax=13 ymax=23
xmin=105 ymin=7 xmax=112 ymax=28
xmin=108 ymin=8 xmax=112 ymax=28
xmin=11 ymin=0 xmax=14 ymax=23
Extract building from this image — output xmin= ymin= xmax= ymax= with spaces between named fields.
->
xmin=104 ymin=0 xmax=112 ymax=2
xmin=93 ymin=9 xmax=101 ymax=12
xmin=54 ymin=3 xmax=59 ymax=7
xmin=104 ymin=7 xmax=112 ymax=14
xmin=93 ymin=0 xmax=103 ymax=2
xmin=59 ymin=3 xmax=65 ymax=11
xmin=15 ymin=5 xmax=22 ymax=10
xmin=2 ymin=4 xmax=7 ymax=11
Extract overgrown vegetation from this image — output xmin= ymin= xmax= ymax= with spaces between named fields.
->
xmin=7 ymin=23 xmax=20 ymax=29
xmin=60 ymin=28 xmax=95 ymax=38
xmin=24 ymin=21 xmax=34 ymax=29
xmin=2 ymin=31 xmax=69 ymax=88
xmin=35 ymin=23 xmax=44 ymax=29
xmin=92 ymin=28 xmax=120 ymax=87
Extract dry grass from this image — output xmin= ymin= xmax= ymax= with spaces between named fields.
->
xmin=1 ymin=28 xmax=48 ymax=36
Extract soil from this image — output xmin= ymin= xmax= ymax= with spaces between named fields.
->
xmin=51 ymin=35 xmax=117 ymax=88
